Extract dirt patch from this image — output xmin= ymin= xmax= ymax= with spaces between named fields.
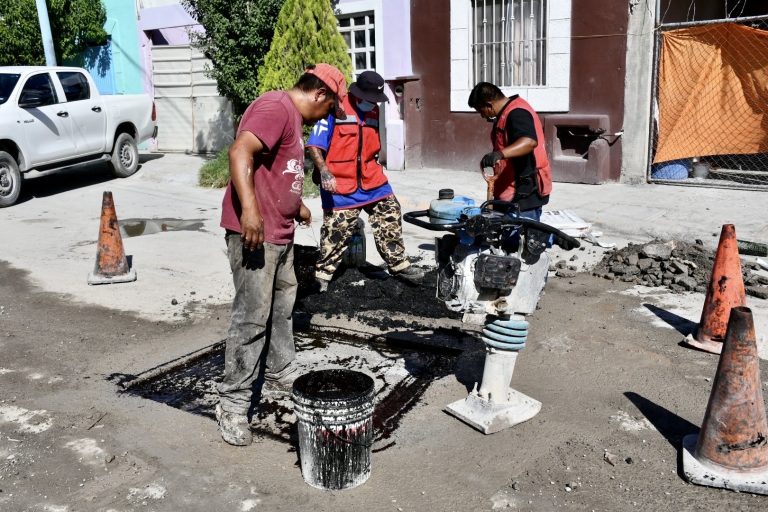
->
xmin=294 ymin=245 xmax=460 ymax=322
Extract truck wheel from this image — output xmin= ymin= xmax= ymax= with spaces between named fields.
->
xmin=109 ymin=132 xmax=139 ymax=178
xmin=0 ymin=151 xmax=22 ymax=208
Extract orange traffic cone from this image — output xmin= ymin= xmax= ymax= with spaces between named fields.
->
xmin=682 ymin=306 xmax=768 ymax=494
xmin=684 ymin=224 xmax=746 ymax=354
xmin=87 ymin=191 xmax=136 ymax=285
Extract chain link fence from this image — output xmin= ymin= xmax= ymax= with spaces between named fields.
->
xmin=649 ymin=15 xmax=768 ymax=189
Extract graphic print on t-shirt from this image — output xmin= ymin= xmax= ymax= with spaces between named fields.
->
xmin=283 ymin=157 xmax=304 ymax=195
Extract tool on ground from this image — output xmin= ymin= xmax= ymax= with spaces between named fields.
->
xmin=404 ymin=191 xmax=580 ymax=434
xmin=684 ymin=224 xmax=745 ymax=354
xmin=682 ymin=306 xmax=768 ymax=495
xmin=87 ymin=191 xmax=136 ymax=285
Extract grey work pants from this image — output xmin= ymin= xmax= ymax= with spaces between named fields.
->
xmin=217 ymin=235 xmax=297 ymax=414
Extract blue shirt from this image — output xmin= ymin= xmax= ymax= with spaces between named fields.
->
xmin=307 ymin=111 xmax=393 ymax=210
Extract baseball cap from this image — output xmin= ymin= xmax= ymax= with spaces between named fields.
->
xmin=350 ymin=70 xmax=389 ymax=103
xmin=305 ymin=63 xmax=348 ymax=118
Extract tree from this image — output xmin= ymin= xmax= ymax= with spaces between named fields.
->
xmin=0 ymin=0 xmax=107 ymax=66
xmin=258 ymin=0 xmax=353 ymax=96
xmin=183 ymin=0 xmax=285 ymax=116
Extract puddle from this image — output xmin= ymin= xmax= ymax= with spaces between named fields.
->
xmin=119 ymin=218 xmax=206 ymax=238
xmin=123 ymin=329 xmax=458 ymax=450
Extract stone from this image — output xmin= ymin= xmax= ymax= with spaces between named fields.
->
xmin=556 ymin=260 xmax=567 ymax=269
xmin=641 ymin=243 xmax=672 ymax=260
xmin=746 ymin=286 xmax=768 ymax=300
xmin=670 ymin=260 xmax=689 ymax=275
xmin=626 ymin=253 xmax=639 ymax=266
xmin=570 ymin=254 xmax=578 ymax=261
xmin=610 ymin=264 xmax=628 ymax=275
xmin=675 ymin=276 xmax=698 ymax=291
xmin=637 ymin=259 xmax=652 ymax=271
xmin=604 ymin=451 xmax=619 ymax=466
xmin=171 ymin=298 xmax=178 ymax=306
xmin=556 ymin=270 xmax=577 ymax=278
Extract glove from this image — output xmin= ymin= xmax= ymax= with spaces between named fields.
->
xmin=480 ymin=151 xmax=504 ymax=169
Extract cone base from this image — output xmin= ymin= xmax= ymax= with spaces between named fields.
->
xmin=88 ymin=268 xmax=137 ymax=285
xmin=445 ymin=389 xmax=541 ymax=434
xmin=682 ymin=434 xmax=768 ymax=495
xmin=682 ymin=334 xmax=723 ymax=355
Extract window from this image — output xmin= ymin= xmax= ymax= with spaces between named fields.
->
xmin=57 ymin=72 xmax=91 ymax=102
xmin=450 ymin=0 xmax=571 ymax=112
xmin=338 ymin=12 xmax=376 ymax=77
xmin=19 ymin=73 xmax=58 ymax=107
xmin=0 ymin=73 xmax=20 ymax=105
xmin=472 ymin=0 xmax=546 ymax=87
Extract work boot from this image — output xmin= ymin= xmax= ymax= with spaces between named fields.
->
xmin=392 ymin=265 xmax=425 ymax=285
xmin=262 ymin=371 xmax=298 ymax=399
xmin=215 ymin=403 xmax=252 ymax=446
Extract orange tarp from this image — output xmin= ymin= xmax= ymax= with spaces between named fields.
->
xmin=654 ymin=23 xmax=768 ymax=164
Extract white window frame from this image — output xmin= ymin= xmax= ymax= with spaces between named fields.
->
xmin=450 ymin=0 xmax=571 ymax=112
xmin=337 ymin=11 xmax=377 ymax=77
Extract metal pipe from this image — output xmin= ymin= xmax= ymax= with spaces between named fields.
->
xmin=35 ymin=0 xmax=57 ymax=66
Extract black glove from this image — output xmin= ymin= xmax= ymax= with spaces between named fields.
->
xmin=481 ymin=151 xmax=504 ymax=169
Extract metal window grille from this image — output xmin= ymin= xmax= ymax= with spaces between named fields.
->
xmin=338 ymin=13 xmax=376 ymax=78
xmin=471 ymin=0 xmax=547 ymax=87
xmin=649 ymin=15 xmax=768 ymax=190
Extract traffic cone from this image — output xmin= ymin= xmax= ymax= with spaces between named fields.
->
xmin=87 ymin=191 xmax=136 ymax=285
xmin=684 ymin=224 xmax=746 ymax=354
xmin=682 ymin=306 xmax=768 ymax=494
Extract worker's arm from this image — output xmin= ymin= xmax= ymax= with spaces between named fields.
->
xmin=481 ymin=137 xmax=537 ymax=169
xmin=308 ymin=146 xmax=337 ymax=193
xmin=296 ymin=201 xmax=311 ymax=225
xmin=228 ymin=131 xmax=265 ymax=251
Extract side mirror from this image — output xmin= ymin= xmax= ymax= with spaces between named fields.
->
xmin=19 ymin=93 xmax=45 ymax=108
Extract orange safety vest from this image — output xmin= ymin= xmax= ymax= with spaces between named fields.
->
xmin=491 ymin=96 xmax=552 ymax=203
xmin=326 ymin=96 xmax=388 ymax=195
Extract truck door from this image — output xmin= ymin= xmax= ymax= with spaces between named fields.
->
xmin=56 ymin=71 xmax=106 ymax=156
xmin=17 ymin=72 xmax=74 ymax=166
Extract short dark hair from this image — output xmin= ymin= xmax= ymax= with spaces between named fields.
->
xmin=468 ymin=82 xmax=505 ymax=109
xmin=294 ymin=68 xmax=339 ymax=103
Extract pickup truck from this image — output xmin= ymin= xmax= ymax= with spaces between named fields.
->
xmin=0 ymin=66 xmax=157 ymax=207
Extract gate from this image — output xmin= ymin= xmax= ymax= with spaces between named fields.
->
xmin=152 ymin=45 xmax=234 ymax=153
xmin=649 ymin=15 xmax=768 ymax=190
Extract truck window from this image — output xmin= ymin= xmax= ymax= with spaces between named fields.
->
xmin=0 ymin=73 xmax=21 ymax=105
xmin=19 ymin=73 xmax=58 ymax=107
xmin=56 ymin=71 xmax=91 ymax=102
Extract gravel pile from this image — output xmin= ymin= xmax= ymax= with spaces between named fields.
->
xmin=591 ymin=239 xmax=768 ymax=298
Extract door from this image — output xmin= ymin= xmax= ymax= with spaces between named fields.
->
xmin=17 ymin=72 xmax=74 ymax=166
xmin=56 ymin=71 xmax=106 ymax=156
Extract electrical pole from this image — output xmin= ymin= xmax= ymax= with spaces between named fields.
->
xmin=35 ymin=0 xmax=57 ymax=66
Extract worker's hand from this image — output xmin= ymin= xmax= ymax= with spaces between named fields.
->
xmin=480 ymin=151 xmax=504 ymax=169
xmin=240 ymin=207 xmax=265 ymax=251
xmin=320 ymin=170 xmax=337 ymax=193
xmin=296 ymin=202 xmax=312 ymax=225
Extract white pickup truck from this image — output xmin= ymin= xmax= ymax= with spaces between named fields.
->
xmin=0 ymin=66 xmax=157 ymax=207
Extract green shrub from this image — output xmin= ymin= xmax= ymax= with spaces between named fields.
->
xmin=198 ymin=148 xmax=230 ymax=188
xmin=198 ymin=146 xmax=319 ymax=198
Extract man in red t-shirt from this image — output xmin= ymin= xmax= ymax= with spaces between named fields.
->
xmin=216 ymin=64 xmax=348 ymax=446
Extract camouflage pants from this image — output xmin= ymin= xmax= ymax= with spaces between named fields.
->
xmin=316 ymin=195 xmax=410 ymax=281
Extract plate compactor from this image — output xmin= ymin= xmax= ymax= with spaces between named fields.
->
xmin=404 ymin=190 xmax=580 ymax=434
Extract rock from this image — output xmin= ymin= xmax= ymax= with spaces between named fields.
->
xmin=695 ymin=285 xmax=707 ymax=293
xmin=567 ymin=265 xmax=578 ymax=271
xmin=670 ymin=260 xmax=689 ymax=275
xmin=695 ymin=239 xmax=704 ymax=246
xmin=641 ymin=243 xmax=672 ymax=260
xmin=670 ymin=284 xmax=684 ymax=293
xmin=625 ymin=457 xmax=634 ymax=464
xmin=556 ymin=270 xmax=577 ymax=278
xmin=556 ymin=260 xmax=567 ymax=269
xmin=510 ymin=481 xmax=520 ymax=491
xmin=675 ymin=276 xmax=698 ymax=291
xmin=604 ymin=451 xmax=619 ymax=466
xmin=604 ymin=273 xmax=615 ymax=280
xmin=171 ymin=298 xmax=178 ymax=306
xmin=746 ymin=286 xmax=768 ymax=300
xmin=611 ymin=264 xmax=628 ymax=275
xmin=637 ymin=259 xmax=652 ymax=271
xmin=565 ymin=485 xmax=573 ymax=492
xmin=626 ymin=254 xmax=639 ymax=266
xmin=570 ymin=255 xmax=578 ymax=261
xmin=105 ymin=454 xmax=115 ymax=463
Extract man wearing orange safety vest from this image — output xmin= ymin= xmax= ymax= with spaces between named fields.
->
xmin=307 ymin=70 xmax=423 ymax=292
xmin=468 ymin=82 xmax=552 ymax=222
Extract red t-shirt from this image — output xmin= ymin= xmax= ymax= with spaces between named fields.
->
xmin=220 ymin=91 xmax=304 ymax=244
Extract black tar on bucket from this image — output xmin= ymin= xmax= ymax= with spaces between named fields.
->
xmin=292 ymin=369 xmax=375 ymax=490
